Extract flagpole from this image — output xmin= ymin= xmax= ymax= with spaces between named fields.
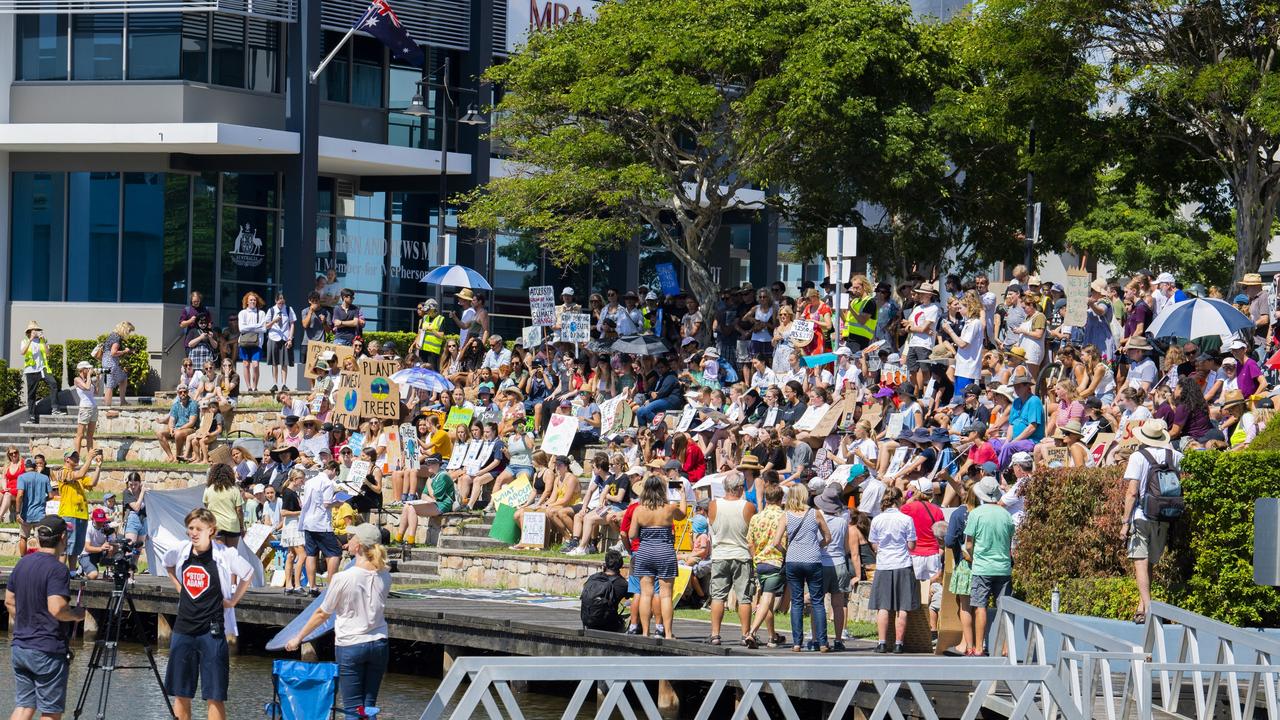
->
xmin=310 ymin=25 xmax=358 ymax=84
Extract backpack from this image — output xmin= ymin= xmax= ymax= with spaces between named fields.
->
xmin=580 ymin=572 xmax=625 ymax=631
xmin=1138 ymin=447 xmax=1185 ymax=521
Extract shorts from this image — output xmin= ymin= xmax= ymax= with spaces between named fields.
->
xmin=868 ymin=566 xmax=920 ymax=612
xmin=949 ymin=559 xmax=972 ymax=596
xmin=755 ymin=563 xmax=785 ymax=594
xmin=751 ymin=340 xmax=773 ymax=361
xmin=65 ymin=517 xmax=88 ymax=559
xmin=508 ymin=465 xmax=534 ymax=480
xmin=125 ymin=511 xmax=146 ymax=537
xmin=1021 ymin=342 xmax=1043 ymax=366
xmin=78 ymin=553 xmax=102 ymax=576
xmin=265 ymin=338 xmax=292 ymax=367
xmin=905 ymin=346 xmax=932 ymax=373
xmin=18 ymin=520 xmax=34 ymax=539
xmin=822 ymin=560 xmax=853 ymax=595
xmin=239 ymin=345 xmax=262 ymax=363
xmin=1127 ymin=518 xmax=1168 ymax=564
xmin=912 ymin=553 xmax=942 ymax=581
xmin=166 ymin=631 xmax=229 ymax=701
xmin=929 ymin=580 xmax=943 ymax=612
xmin=969 ymin=574 xmax=1012 ymax=608
xmin=77 ymin=405 xmax=99 ymax=425
xmin=280 ymin=524 xmax=304 ymax=548
xmin=710 ymin=558 xmax=756 ymax=602
xmin=216 ymin=530 xmax=241 ymax=543
xmin=627 ymin=573 xmax=641 ymax=594
xmin=11 ymin=645 xmax=70 ymax=714
xmin=305 ymin=530 xmax=342 ymax=559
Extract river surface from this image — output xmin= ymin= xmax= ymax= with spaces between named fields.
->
xmin=0 ymin=637 xmax=572 ymax=720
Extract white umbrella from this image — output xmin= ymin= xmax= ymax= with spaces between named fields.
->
xmin=1146 ymin=297 xmax=1254 ymax=340
xmin=420 ymin=264 xmax=492 ymax=291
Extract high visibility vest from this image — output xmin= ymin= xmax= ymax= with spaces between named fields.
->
xmin=843 ymin=295 xmax=876 ymax=340
xmin=419 ymin=314 xmax=445 ymax=354
xmin=23 ymin=340 xmax=45 ymax=371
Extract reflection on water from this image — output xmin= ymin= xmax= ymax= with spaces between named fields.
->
xmin=0 ymin=637 xmax=575 ymax=720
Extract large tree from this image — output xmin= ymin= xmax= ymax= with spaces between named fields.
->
xmin=459 ymin=0 xmax=946 ymax=310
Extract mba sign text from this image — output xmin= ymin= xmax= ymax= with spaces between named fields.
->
xmin=505 ymin=0 xmax=597 ymax=52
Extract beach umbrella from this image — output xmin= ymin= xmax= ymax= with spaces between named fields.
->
xmin=802 ymin=352 xmax=838 ymax=368
xmin=1146 ymin=297 xmax=1253 ymax=340
xmin=390 ymin=367 xmax=454 ymax=393
xmin=420 ymin=264 xmax=492 ymax=291
xmin=609 ymin=335 xmax=671 ymax=356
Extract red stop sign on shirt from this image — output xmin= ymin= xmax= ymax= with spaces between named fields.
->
xmin=182 ymin=566 xmax=211 ymax=599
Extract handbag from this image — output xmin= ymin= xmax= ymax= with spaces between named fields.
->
xmin=239 ymin=310 xmax=261 ymax=349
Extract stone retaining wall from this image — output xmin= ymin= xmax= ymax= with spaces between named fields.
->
xmin=89 ymin=408 xmax=278 ymax=436
xmin=436 ymin=550 xmax=607 ymax=596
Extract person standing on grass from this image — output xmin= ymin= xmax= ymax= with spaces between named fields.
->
xmin=965 ymin=475 xmax=1015 ymax=656
xmin=628 ymin=475 xmax=687 ymax=640
xmin=868 ymin=487 xmax=918 ymax=654
xmin=15 ymin=460 xmax=51 ymax=556
xmin=286 ymin=524 xmax=390 ymax=718
xmin=6 ymin=516 xmax=84 ymax=720
xmin=163 ymin=508 xmax=252 ymax=720
xmin=264 ymin=292 xmax=297 ymax=394
xmin=707 ymin=473 xmax=757 ymax=648
xmin=774 ymin=483 xmax=831 ymax=652
xmin=57 ymin=450 xmax=101 ymax=574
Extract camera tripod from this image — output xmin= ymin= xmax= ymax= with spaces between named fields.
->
xmin=72 ymin=569 xmax=175 ymax=720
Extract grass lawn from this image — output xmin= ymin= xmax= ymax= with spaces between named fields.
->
xmin=481 ymin=546 xmax=608 ymax=562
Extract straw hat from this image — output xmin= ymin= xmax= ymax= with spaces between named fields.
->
xmin=1004 ymin=346 xmax=1027 ymax=362
xmin=1090 ymin=278 xmax=1109 ymax=294
xmin=456 ymin=288 xmax=476 ymax=302
xmin=915 ymin=281 xmax=940 ymax=297
xmin=736 ymin=453 xmax=763 ymax=472
xmin=1221 ymin=389 xmax=1248 ymax=409
xmin=1134 ymin=419 xmax=1171 ymax=447
xmin=927 ymin=345 xmax=954 ymax=365
xmin=1125 ymin=335 xmax=1153 ymax=351
xmin=24 ymin=320 xmax=42 ymax=335
xmin=1055 ymin=420 xmax=1084 ymax=438
xmin=1241 ymin=273 xmax=1263 ymax=286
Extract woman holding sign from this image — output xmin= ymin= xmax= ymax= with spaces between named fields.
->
xmin=457 ymin=423 xmax=507 ymax=512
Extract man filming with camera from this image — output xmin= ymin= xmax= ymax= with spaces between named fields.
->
xmin=76 ymin=509 xmax=116 ymax=581
xmin=4 ymin=515 xmax=86 ymax=720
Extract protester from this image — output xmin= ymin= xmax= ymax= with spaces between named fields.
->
xmin=20 ymin=320 xmax=63 ymax=423
xmin=707 ymin=473 xmax=756 ymax=647
xmin=868 ymin=488 xmax=917 ymax=654
xmin=965 ymin=475 xmax=1015 ymax=656
xmin=628 ymin=475 xmax=687 ymax=639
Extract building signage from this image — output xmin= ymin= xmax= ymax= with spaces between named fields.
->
xmin=505 ymin=0 xmax=598 ymax=52
xmin=229 ymin=224 xmax=265 ymax=268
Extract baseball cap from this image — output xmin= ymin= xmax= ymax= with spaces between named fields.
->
xmin=350 ymin=523 xmax=382 ymax=547
xmin=63 ymin=450 xmax=79 ymax=462
xmin=662 ymin=459 xmax=682 ymax=472
xmin=251 ymin=483 xmax=266 ymax=494
xmin=1156 ymin=272 xmax=1176 ymax=285
xmin=34 ymin=515 xmax=67 ymax=542
xmin=1234 ymin=294 xmax=1249 ymax=304
xmin=1011 ymin=451 xmax=1034 ymax=466
xmin=1228 ymin=339 xmax=1248 ymax=351
xmin=424 ymin=454 xmax=443 ymax=466
xmin=561 ymin=287 xmax=575 ymax=296
xmin=911 ymin=478 xmax=934 ymax=495
xmin=645 ymin=291 xmax=658 ymax=301
xmin=91 ymin=508 xmax=108 ymax=523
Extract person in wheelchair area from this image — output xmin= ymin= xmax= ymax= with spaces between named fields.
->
xmin=77 ymin=508 xmax=116 ymax=579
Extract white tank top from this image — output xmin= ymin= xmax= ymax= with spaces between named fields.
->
xmin=710 ymin=497 xmax=751 ymax=561
xmin=752 ymin=306 xmax=775 ymax=343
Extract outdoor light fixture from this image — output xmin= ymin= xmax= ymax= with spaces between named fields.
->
xmin=401 ymin=82 xmax=430 ymax=117
xmin=459 ymin=104 xmax=487 ymax=126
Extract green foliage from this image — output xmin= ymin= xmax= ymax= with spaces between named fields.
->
xmin=63 ymin=340 xmax=97 ymax=378
xmin=362 ymin=332 xmax=418 ymax=355
xmin=1246 ymin=419 xmax=1280 ymax=452
xmin=65 ymin=336 xmax=152 ymax=394
xmin=0 ymin=360 xmax=22 ymax=415
xmin=1177 ymin=451 xmax=1280 ymax=627
xmin=30 ymin=344 xmax=64 ymax=402
xmin=1013 ymin=463 xmax=1187 ymax=619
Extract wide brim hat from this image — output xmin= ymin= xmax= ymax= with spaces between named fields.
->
xmin=927 ymin=346 xmax=954 ymax=364
xmin=1126 ymin=335 xmax=1153 ymax=351
xmin=270 ymin=444 xmax=301 ymax=461
xmin=993 ymin=385 xmax=1016 ymax=402
xmin=814 ymin=483 xmax=844 ymax=514
xmin=24 ymin=320 xmax=42 ymax=335
xmin=974 ymin=476 xmax=1002 ymax=503
xmin=1241 ymin=273 xmax=1264 ymax=286
xmin=1056 ymin=420 xmax=1084 ymax=438
xmin=915 ymin=282 xmax=940 ymax=297
xmin=1004 ymin=346 xmax=1027 ymax=362
xmin=1135 ymin=419 xmax=1171 ymax=448
xmin=736 ymin=452 xmax=763 ymax=471
xmin=1221 ymin=389 xmax=1248 ymax=408
xmin=301 ymin=415 xmax=320 ymax=427
xmin=456 ymin=288 xmax=476 ymax=302
xmin=1090 ymin=278 xmax=1109 ymax=294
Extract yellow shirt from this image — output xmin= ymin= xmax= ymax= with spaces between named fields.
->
xmin=57 ymin=470 xmax=89 ymax=520
xmin=426 ymin=429 xmax=453 ymax=460
xmin=332 ymin=503 xmax=358 ymax=537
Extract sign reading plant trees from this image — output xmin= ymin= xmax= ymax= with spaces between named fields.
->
xmin=357 ymin=358 xmax=400 ymax=421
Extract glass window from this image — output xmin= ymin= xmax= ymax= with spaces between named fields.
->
xmin=351 ymin=36 xmax=384 ymax=108
xmin=10 ymin=172 xmax=66 ymax=302
xmin=191 ymin=173 xmax=218 ymax=305
xmin=348 ymin=191 xmax=387 ymax=220
xmin=220 ymin=205 xmax=278 ymax=288
xmin=72 ymin=14 xmax=124 ymax=81
xmin=222 ymin=172 xmax=277 ymax=208
xmin=16 ymin=15 xmax=68 ymax=81
xmin=246 ymin=19 xmax=279 ymax=93
xmin=321 ymin=31 xmax=349 ymax=103
xmin=210 ymin=13 xmax=245 ymax=88
xmin=121 ymin=173 xmax=190 ymax=303
xmin=387 ymin=66 xmax=425 ymax=148
xmin=66 ymin=172 xmax=121 ymax=303
xmin=127 ymin=13 xmax=180 ymax=79
xmin=181 ymin=13 xmax=209 ymax=82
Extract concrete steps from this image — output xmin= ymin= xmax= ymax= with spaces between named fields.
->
xmin=436 ymin=533 xmax=509 ymax=551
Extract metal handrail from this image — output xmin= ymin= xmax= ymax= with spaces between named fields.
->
xmin=420 ymin=656 xmax=1084 ymax=720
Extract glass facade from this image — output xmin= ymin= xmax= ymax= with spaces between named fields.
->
xmin=13 ymin=12 xmax=279 ymax=91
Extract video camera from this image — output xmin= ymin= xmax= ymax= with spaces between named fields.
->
xmin=104 ymin=537 xmax=144 ymax=585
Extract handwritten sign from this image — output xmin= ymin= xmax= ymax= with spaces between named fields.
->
xmin=492 ymin=474 xmax=533 ymax=508
xmin=329 ymin=371 xmax=362 ymax=430
xmin=520 ymin=511 xmax=547 ymax=547
xmin=243 ymin=523 xmax=273 ymax=554
xmin=540 ymin=413 xmax=577 ymax=456
xmin=401 ymin=423 xmax=419 ymax=470
xmin=1080 ymin=420 xmax=1101 ymax=445
xmin=1087 ymin=434 xmax=1115 ymax=467
xmin=562 ymin=313 xmax=592 ymax=343
xmin=521 ymin=325 xmax=543 ymax=348
xmin=1065 ymin=270 xmax=1091 ymax=327
xmin=885 ymin=412 xmax=905 ymax=439
xmin=464 ymin=441 xmax=492 ymax=476
xmin=444 ymin=407 xmax=473 ymax=430
xmin=1042 ymin=446 xmax=1070 ymax=469
xmin=347 ymin=432 xmax=365 ymax=456
xmin=447 ymin=441 xmax=469 ymax=471
xmin=347 ymin=459 xmax=371 ymax=486
xmin=787 ymin=319 xmax=815 ymax=347
xmin=655 ymin=262 xmax=681 ymax=296
xmin=529 ymin=286 xmax=557 ymax=326
xmin=675 ymin=405 xmax=696 ymax=432
xmin=886 ymin=447 xmax=911 ymax=476
xmin=357 ymin=370 xmax=400 ymax=421
xmin=600 ymin=395 xmax=632 ymax=438
xmin=305 ymin=341 xmax=354 ymax=379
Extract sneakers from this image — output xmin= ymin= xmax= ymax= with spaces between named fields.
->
xmin=281 ymin=385 xmax=290 ymax=392
xmin=625 ymin=626 xmax=640 ymax=635
xmin=51 ymin=409 xmax=67 ymax=416
xmin=893 ymin=643 xmax=906 ymax=654
xmin=270 ymin=385 xmax=278 ymax=393
xmin=583 ymin=542 xmax=597 ymax=554
xmin=651 ymin=624 xmax=665 ymax=638
xmin=560 ymin=537 xmax=579 ymax=553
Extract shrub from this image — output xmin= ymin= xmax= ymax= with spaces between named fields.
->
xmin=1246 ymin=420 xmax=1280 ymax=452
xmin=65 ymin=336 xmax=153 ymax=395
xmin=31 ymin=343 xmax=64 ymax=401
xmin=1012 ymin=463 xmax=1188 ymax=619
xmin=362 ymin=331 xmax=418 ymax=354
xmin=1177 ymin=451 xmax=1280 ymax=627
xmin=0 ymin=360 xmax=21 ymax=415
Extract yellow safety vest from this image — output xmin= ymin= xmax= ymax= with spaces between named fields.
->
xmin=842 ymin=295 xmax=876 ymax=340
xmin=23 ymin=340 xmax=45 ymax=371
xmin=419 ymin=314 xmax=445 ymax=354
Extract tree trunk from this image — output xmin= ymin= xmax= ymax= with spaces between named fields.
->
xmin=1231 ymin=168 xmax=1280 ymax=293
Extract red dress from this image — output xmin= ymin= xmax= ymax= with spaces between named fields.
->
xmin=5 ymin=461 xmax=23 ymax=495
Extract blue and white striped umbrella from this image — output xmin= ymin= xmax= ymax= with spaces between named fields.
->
xmin=390 ymin=367 xmax=454 ymax=393
xmin=1146 ymin=297 xmax=1253 ymax=340
xmin=420 ymin=264 xmax=493 ymax=291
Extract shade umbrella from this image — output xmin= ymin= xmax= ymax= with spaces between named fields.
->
xmin=390 ymin=367 xmax=454 ymax=393
xmin=1146 ymin=297 xmax=1254 ymax=340
xmin=420 ymin=264 xmax=492 ymax=291
xmin=609 ymin=335 xmax=671 ymax=356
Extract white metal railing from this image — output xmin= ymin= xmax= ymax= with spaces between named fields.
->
xmin=420 ymin=656 xmax=1088 ymax=720
xmin=1144 ymin=601 xmax=1280 ymax=720
xmin=0 ymin=0 xmax=297 ymax=23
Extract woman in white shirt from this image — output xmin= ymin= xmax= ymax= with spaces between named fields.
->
xmin=867 ymin=488 xmax=918 ymax=653
xmin=237 ymin=292 xmax=268 ymax=393
xmin=286 ymin=523 xmax=390 ymax=715
xmin=264 ymin=292 xmax=297 ymax=394
xmin=942 ymin=293 xmax=985 ymax=397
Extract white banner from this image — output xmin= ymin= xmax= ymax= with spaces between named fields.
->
xmin=540 ymin=413 xmax=577 ymax=456
xmin=562 ymin=313 xmax=592 ymax=343
xmin=787 ymin=319 xmax=815 ymax=346
xmin=529 ymin=286 xmax=557 ymax=326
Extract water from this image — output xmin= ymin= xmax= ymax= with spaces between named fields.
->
xmin=0 ymin=636 xmax=570 ymax=720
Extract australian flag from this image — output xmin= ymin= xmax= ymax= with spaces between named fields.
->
xmin=355 ymin=0 xmax=425 ymax=68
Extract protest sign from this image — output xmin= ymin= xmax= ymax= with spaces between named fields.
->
xmin=692 ymin=473 xmax=726 ymax=500
xmin=886 ymin=447 xmax=911 ymax=476
xmin=347 ymin=459 xmax=371 ymax=486
xmin=794 ymin=405 xmax=827 ymax=432
xmin=447 ymin=442 xmax=469 ymax=471
xmin=1080 ymin=421 xmax=1101 ymax=445
xmin=541 ymin=413 xmax=577 ymax=456
xmin=787 ymin=319 xmax=815 ymax=346
xmin=444 ymin=407 xmax=473 ymax=429
xmin=329 ymin=371 xmax=362 ymax=430
xmin=522 ymin=325 xmax=543 ymax=348
xmin=562 ymin=313 xmax=592 ymax=343
xmin=520 ymin=511 xmax=547 ymax=547
xmin=860 ymin=403 xmax=884 ymax=432
xmin=675 ymin=405 xmax=696 ymax=432
xmin=655 ymin=262 xmax=680 ymax=296
xmin=347 ymin=432 xmax=365 ymax=456
xmin=304 ymin=341 xmax=354 ymax=379
xmin=1087 ymin=435 xmax=1115 ymax=467
xmin=1043 ymin=446 xmax=1070 ymax=469
xmin=529 ymin=286 xmax=557 ymax=326
xmin=401 ymin=423 xmax=419 ymax=470
xmin=810 ymin=396 xmax=856 ymax=437
xmin=885 ymin=412 xmax=905 ymax=439
xmin=599 ymin=395 xmax=632 ymax=438
xmin=243 ymin=523 xmax=273 ymax=554
xmin=1065 ymin=270 xmax=1091 ymax=327
xmin=492 ymin=474 xmax=534 ymax=508
xmin=357 ymin=370 xmax=400 ymax=421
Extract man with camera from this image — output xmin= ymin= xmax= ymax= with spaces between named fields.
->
xmin=76 ymin=508 xmax=116 ymax=581
xmin=5 ymin=515 xmax=86 ymax=720
xmin=20 ymin=320 xmax=64 ymax=424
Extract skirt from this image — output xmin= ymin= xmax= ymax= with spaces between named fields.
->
xmin=280 ymin=524 xmax=304 ymax=548
xmin=868 ymin=566 xmax=921 ymax=612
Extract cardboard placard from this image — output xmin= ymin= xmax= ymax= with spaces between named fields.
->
xmin=522 ymin=325 xmax=543 ymax=348
xmin=347 ymin=459 xmax=371 ymax=485
xmin=885 ymin=412 xmax=905 ymax=439
xmin=444 ymin=407 xmax=473 ymax=429
xmin=787 ymin=319 xmax=815 ymax=346
xmin=529 ymin=286 xmax=557 ymax=326
xmin=1042 ymin=446 xmax=1070 ymax=469
xmin=243 ymin=523 xmax=273 ymax=554
xmin=492 ymin=474 xmax=534 ymax=508
xmin=860 ymin=403 xmax=884 ymax=432
xmin=540 ymin=413 xmax=577 ymax=456
xmin=1065 ymin=270 xmax=1091 ymax=327
xmin=1087 ymin=435 xmax=1115 ymax=467
xmin=464 ymin=440 xmax=494 ymax=476
xmin=599 ymin=395 xmax=632 ymax=438
xmin=401 ymin=423 xmax=419 ymax=470
xmin=810 ymin=396 xmax=857 ymax=437
xmin=562 ymin=313 xmax=592 ymax=343
xmin=305 ymin=341 xmax=354 ymax=379
xmin=692 ymin=473 xmax=727 ymax=500
xmin=675 ymin=405 xmax=696 ymax=432
xmin=357 ymin=371 xmax=401 ymax=421
xmin=359 ymin=357 xmax=399 ymax=379
xmin=520 ymin=511 xmax=547 ymax=547
xmin=886 ymin=446 xmax=911 ymax=476
xmin=329 ymin=371 xmax=362 ymax=430
xmin=1119 ymin=419 xmax=1144 ymax=447
xmin=794 ymin=405 xmax=827 ymax=432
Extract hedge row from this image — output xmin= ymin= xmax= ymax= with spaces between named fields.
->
xmin=360 ymin=331 xmax=516 ymax=354
xmin=64 ymin=335 xmax=153 ymax=393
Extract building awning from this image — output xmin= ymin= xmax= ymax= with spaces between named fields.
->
xmin=318 ymin=136 xmax=471 ymax=176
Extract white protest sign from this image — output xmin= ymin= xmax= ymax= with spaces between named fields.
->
xmin=520 ymin=511 xmax=547 ymax=547
xmin=347 ymin=459 xmax=371 ymax=485
xmin=692 ymin=473 xmax=727 ymax=500
xmin=243 ymin=523 xmax=273 ymax=554
xmin=540 ymin=413 xmax=577 ymax=456
xmin=462 ymin=441 xmax=487 ymax=475
xmin=825 ymin=226 xmax=857 ymax=258
xmin=794 ymin=405 xmax=827 ymax=432
xmin=691 ymin=418 xmax=716 ymax=432
xmin=675 ymin=405 xmax=696 ymax=432
xmin=787 ymin=319 xmax=815 ymax=346
xmin=529 ymin=286 xmax=557 ymax=326
xmin=1065 ymin=269 xmax=1090 ymax=327
xmin=885 ymin=412 xmax=905 ymax=439
xmin=562 ymin=313 xmax=592 ymax=343
xmin=447 ymin=441 xmax=469 ymax=471
xmin=522 ymin=325 xmax=543 ymax=348
xmin=887 ymin=447 xmax=911 ymax=476
xmin=825 ymin=464 xmax=855 ymax=485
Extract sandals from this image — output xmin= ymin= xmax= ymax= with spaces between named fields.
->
xmin=709 ymin=635 xmax=722 ymax=646
xmin=741 ymin=635 xmax=758 ymax=650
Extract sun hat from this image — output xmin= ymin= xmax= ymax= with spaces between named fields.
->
xmin=1228 ymin=338 xmax=1248 ymax=351
xmin=993 ymin=385 xmax=1016 ymax=402
xmin=1221 ymin=356 xmax=1238 ymax=366
xmin=350 ymin=523 xmax=382 ymax=547
xmin=645 ymin=291 xmax=658 ymax=301
xmin=1004 ymin=346 xmax=1027 ymax=362
xmin=736 ymin=453 xmax=763 ymax=471
xmin=705 ymin=347 xmax=720 ymax=359
xmin=978 ymin=461 xmax=999 ymax=474
xmin=24 ymin=320 xmax=43 ymax=335
xmin=874 ymin=386 xmax=896 ymax=399
xmin=1057 ymin=420 xmax=1084 ymax=437
xmin=915 ymin=281 xmax=940 ymax=296
xmin=835 ymin=346 xmax=853 ymax=357
xmin=1011 ymin=451 xmax=1034 ymax=467
xmin=815 ymin=483 xmax=845 ymax=514
xmin=1126 ymin=335 xmax=1152 ymax=351
xmin=1241 ymin=273 xmax=1264 ymax=286
xmin=1090 ymin=278 xmax=1109 ymax=294
xmin=1221 ymin=389 xmax=1248 ymax=409
xmin=909 ymin=427 xmax=932 ymax=444
xmin=312 ymin=359 xmax=329 ymax=372
xmin=251 ymin=483 xmax=266 ymax=494
xmin=456 ymin=288 xmax=476 ymax=302
xmin=974 ymin=476 xmax=1002 ymax=503
xmin=1135 ymin=419 xmax=1171 ymax=447
xmin=928 ymin=426 xmax=950 ymax=443
xmin=1155 ymin=272 xmax=1176 ymax=285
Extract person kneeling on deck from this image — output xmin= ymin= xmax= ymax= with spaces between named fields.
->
xmin=163 ymin=508 xmax=252 ymax=720
xmin=581 ymin=550 xmax=631 ymax=632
